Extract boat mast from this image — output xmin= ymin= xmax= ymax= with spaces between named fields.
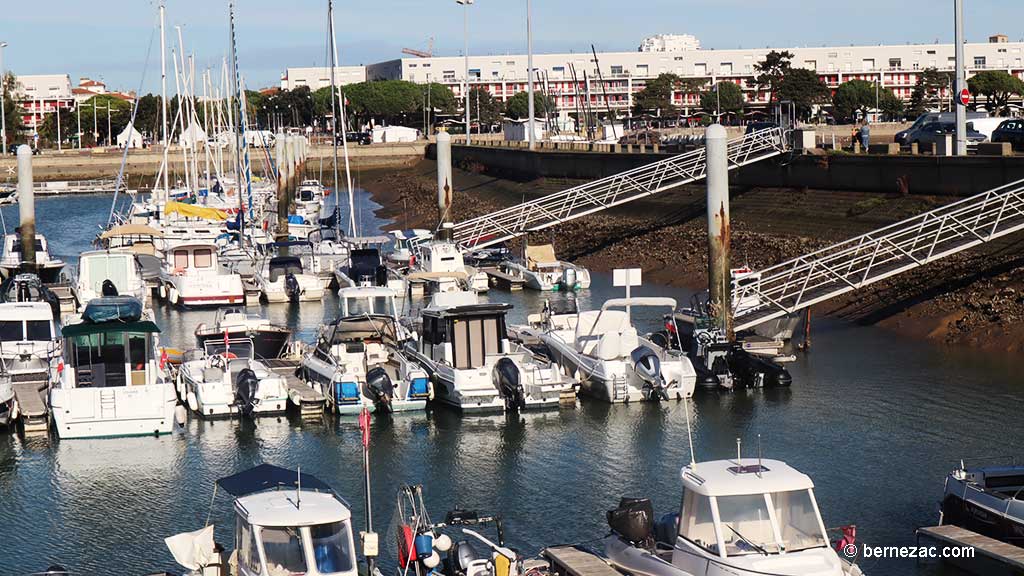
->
xmin=228 ymin=0 xmax=253 ymax=247
xmin=328 ymin=0 xmax=356 ymax=238
xmin=159 ymin=1 xmax=169 ymax=197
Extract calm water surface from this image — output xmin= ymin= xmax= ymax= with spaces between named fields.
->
xmin=0 ymin=192 xmax=1020 ymax=575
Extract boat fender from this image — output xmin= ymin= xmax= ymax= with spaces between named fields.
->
xmin=422 ymin=551 xmax=440 ymax=569
xmin=187 ymin=391 xmax=199 ymax=413
xmin=174 ymin=404 xmax=188 ymax=426
xmin=168 ymin=286 xmax=179 ymax=305
xmin=434 ymin=533 xmax=453 ymax=552
xmin=10 ymin=400 xmax=18 ymax=421
xmin=562 ymin=267 xmax=577 ymax=291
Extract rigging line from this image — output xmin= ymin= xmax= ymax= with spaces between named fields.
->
xmin=108 ymin=16 xmax=159 ymax=226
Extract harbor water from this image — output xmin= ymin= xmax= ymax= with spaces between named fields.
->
xmin=0 ymin=191 xmax=1021 ymax=575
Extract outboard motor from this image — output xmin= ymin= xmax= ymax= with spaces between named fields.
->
xmin=366 ymin=366 xmax=395 ymax=413
xmin=233 ymin=368 xmax=260 ymax=418
xmin=630 ymin=346 xmax=668 ymax=401
xmin=101 ymin=279 xmax=119 ymax=297
xmin=493 ymin=357 xmax=525 ymax=412
xmin=561 ymin=267 xmax=577 ymax=291
xmin=607 ymin=497 xmax=655 ymax=549
xmin=284 ymin=273 xmax=301 ymax=303
xmin=444 ymin=540 xmax=481 ymax=576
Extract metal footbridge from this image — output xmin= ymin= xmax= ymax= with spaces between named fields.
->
xmin=734 ymin=178 xmax=1024 ymax=332
xmin=452 ymin=128 xmax=788 ymax=250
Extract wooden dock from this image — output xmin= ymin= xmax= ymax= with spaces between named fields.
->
xmin=543 ymin=546 xmax=621 ymax=576
xmin=265 ymin=358 xmax=325 ymax=416
xmin=917 ymin=524 xmax=1024 ymax=574
xmin=12 ymin=378 xmax=49 ymax=433
xmin=482 ymin=267 xmax=526 ymax=291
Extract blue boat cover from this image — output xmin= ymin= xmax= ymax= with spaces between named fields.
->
xmin=216 ymin=463 xmax=332 ymax=497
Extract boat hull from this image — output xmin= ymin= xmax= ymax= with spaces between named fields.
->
xmin=49 ymin=385 xmax=177 ymax=439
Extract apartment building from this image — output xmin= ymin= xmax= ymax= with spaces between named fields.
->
xmin=280 ymin=66 xmax=367 ymax=91
xmin=13 ymin=74 xmax=73 ymax=130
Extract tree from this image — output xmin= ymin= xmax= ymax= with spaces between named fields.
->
xmin=754 ymin=50 xmax=794 ymax=104
xmin=1 ymin=72 xmax=24 ymax=148
xmin=38 ymin=107 xmax=76 ymax=146
xmin=631 ymin=73 xmax=683 ymax=115
xmin=968 ymin=70 xmax=1024 ymax=116
xmin=468 ymin=87 xmax=502 ymax=130
xmin=878 ymin=90 xmax=905 ymax=120
xmin=342 ymin=80 xmax=432 ymax=126
xmin=776 ymin=68 xmax=831 ymax=119
xmin=699 ymin=81 xmax=744 ymax=119
xmin=831 ymin=80 xmax=875 ymax=122
xmin=78 ymin=95 xmax=133 ymax=146
xmin=504 ymin=90 xmax=557 ymax=120
xmin=132 ymin=94 xmax=162 ymax=138
xmin=907 ymin=67 xmax=953 ymax=117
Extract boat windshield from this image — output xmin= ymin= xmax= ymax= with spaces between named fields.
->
xmin=716 ymin=494 xmax=780 ymax=556
xmin=770 ymin=489 xmax=828 ymax=552
xmin=344 ymin=296 xmax=392 ymax=317
xmin=261 ymin=526 xmax=307 ymax=575
xmin=310 ymin=521 xmax=355 ymax=574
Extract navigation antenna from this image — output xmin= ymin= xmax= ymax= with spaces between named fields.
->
xmin=757 ymin=434 xmax=763 ymax=478
xmin=736 ymin=437 xmax=742 ymax=465
xmin=296 ymin=466 xmax=302 ymax=509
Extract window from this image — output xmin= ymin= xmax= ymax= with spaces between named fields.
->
xmin=974 ymin=56 xmax=987 ymax=68
xmin=889 ymin=58 xmax=902 ymax=69
xmin=679 ymin=490 xmax=717 ymax=553
xmin=693 ymin=63 xmax=707 ymax=76
xmin=862 ymin=58 xmax=875 ymax=71
xmin=443 ymin=70 xmax=456 ymax=82
xmin=451 ymin=315 xmax=503 ymax=369
xmin=716 ymin=494 xmax=778 ymax=556
xmin=173 ymin=250 xmax=189 ymax=269
xmin=636 ymin=64 xmax=649 ymax=76
xmin=803 ymin=60 xmax=816 ymax=71
xmin=236 ymin=521 xmax=261 ymax=574
xmin=720 ymin=62 xmax=733 ymax=75
xmin=26 ymin=320 xmax=51 ymax=341
xmin=468 ymin=68 xmax=481 ymax=80
xmin=409 ymin=63 xmax=418 ymax=68
xmin=0 ymin=321 xmax=22 ymax=342
xmin=927 ymin=50 xmax=937 ymax=55
xmin=913 ymin=62 xmax=920 ymax=70
xmin=827 ymin=52 xmax=838 ymax=58
xmin=261 ymin=527 xmax=307 ymax=574
xmin=610 ymin=65 xmax=623 ymax=75
xmin=311 ymin=522 xmax=355 ymax=573
xmin=193 ymin=248 xmax=213 ymax=269
xmin=771 ymin=490 xmax=827 ymax=552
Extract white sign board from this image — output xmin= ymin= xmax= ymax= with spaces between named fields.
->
xmin=613 ymin=268 xmax=642 ymax=287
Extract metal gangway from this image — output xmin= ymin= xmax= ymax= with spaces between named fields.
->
xmin=452 ymin=128 xmax=788 ymax=250
xmin=733 ymin=178 xmax=1024 ymax=332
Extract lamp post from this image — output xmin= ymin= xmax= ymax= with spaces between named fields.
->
xmin=456 ymin=0 xmax=473 ymax=145
xmin=954 ymin=0 xmax=967 ymax=155
xmin=0 ymin=41 xmax=7 ymax=155
xmin=526 ymin=0 xmax=535 ymax=150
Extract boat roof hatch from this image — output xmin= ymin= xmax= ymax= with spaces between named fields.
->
xmin=601 ymin=297 xmax=678 ymax=310
xmin=220 ymin=464 xmax=351 ymax=528
xmin=680 ymin=459 xmax=814 ymax=497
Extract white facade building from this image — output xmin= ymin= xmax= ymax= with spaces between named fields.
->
xmin=639 ymin=34 xmax=700 ymax=52
xmin=361 ymin=36 xmax=1024 ymax=118
xmin=280 ymin=66 xmax=367 ymax=91
xmin=13 ymin=74 xmax=74 ymax=129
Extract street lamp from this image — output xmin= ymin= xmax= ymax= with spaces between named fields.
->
xmin=456 ymin=0 xmax=473 ymax=145
xmin=0 ymin=41 xmax=7 ymax=155
xmin=526 ymin=0 xmax=535 ymax=150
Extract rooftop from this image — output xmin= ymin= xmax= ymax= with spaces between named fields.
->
xmin=681 ymin=458 xmax=815 ymax=497
xmin=236 ymin=489 xmax=351 ymax=528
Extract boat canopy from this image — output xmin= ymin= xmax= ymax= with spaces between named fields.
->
xmin=681 ymin=459 xmax=814 ymax=497
xmin=100 ymin=224 xmax=164 ymax=239
xmin=62 ymin=319 xmax=160 ymax=338
xmin=406 ymin=270 xmax=468 ymax=281
xmin=601 ymin=297 xmax=678 ymax=310
xmin=216 ymin=463 xmax=333 ymax=498
xmin=525 ymin=243 xmax=559 ymax=270
xmin=165 ymin=201 xmax=229 ymax=221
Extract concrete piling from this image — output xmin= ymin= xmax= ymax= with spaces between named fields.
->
xmin=705 ymin=124 xmax=732 ymax=338
xmin=436 ymin=131 xmax=453 ymax=241
xmin=275 ymin=136 xmax=288 ymax=242
xmin=16 ymin=145 xmax=36 ymax=270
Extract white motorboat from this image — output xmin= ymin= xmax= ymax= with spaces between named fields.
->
xmin=0 ymin=233 xmax=65 ymax=283
xmin=76 ymin=250 xmax=150 ymax=307
xmin=334 ymin=244 xmax=404 ymax=291
xmin=165 ymin=464 xmax=359 ymax=576
xmin=386 ymin=228 xmax=432 ymax=266
xmin=604 ymin=455 xmax=864 ymax=576
xmin=301 ymin=286 xmax=431 ymax=415
xmin=0 ymin=371 xmax=12 ymax=427
xmin=404 ymin=291 xmax=573 ymax=413
xmin=731 ymin=267 xmax=802 ymax=341
xmin=159 ymin=242 xmax=245 ymax=307
xmin=409 ymin=238 xmax=488 ymax=294
xmin=0 ymin=300 xmax=59 ymax=427
xmin=257 ymin=253 xmax=325 ymax=303
xmin=295 ymin=179 xmax=326 ymax=219
xmin=176 ymin=338 xmax=289 ymax=419
xmin=50 ymin=296 xmax=178 ymax=439
xmin=501 ymin=244 xmax=590 ymax=292
xmin=522 ymin=297 xmax=695 ymax=403
xmin=195 ymin=308 xmax=291 ymax=360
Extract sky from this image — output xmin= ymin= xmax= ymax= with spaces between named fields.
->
xmin=1 ymin=0 xmax=1021 ymax=93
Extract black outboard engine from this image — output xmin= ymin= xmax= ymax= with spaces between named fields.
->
xmin=493 ymin=357 xmax=525 ymax=412
xmin=284 ymin=273 xmax=301 ymax=303
xmin=630 ymin=346 xmax=668 ymax=401
xmin=365 ymin=366 xmax=395 ymax=413
xmin=233 ymin=368 xmax=260 ymax=418
xmin=101 ymin=279 xmax=119 ymax=297
xmin=607 ymin=497 xmax=655 ymax=549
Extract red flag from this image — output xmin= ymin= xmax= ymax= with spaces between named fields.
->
xmin=224 ymin=330 xmax=230 ymax=351
xmin=159 ymin=349 xmax=168 ymax=370
xmin=358 ymin=407 xmax=370 ymax=448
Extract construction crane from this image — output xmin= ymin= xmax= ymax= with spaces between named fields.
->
xmin=402 ymin=37 xmax=434 ymax=58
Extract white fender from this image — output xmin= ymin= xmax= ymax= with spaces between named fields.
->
xmin=187 ymin=391 xmax=199 ymax=413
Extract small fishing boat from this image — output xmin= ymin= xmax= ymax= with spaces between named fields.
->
xmin=604 ymin=451 xmax=864 ymax=576
xmin=194 ymin=308 xmax=291 ymax=360
xmin=165 ymin=464 xmax=359 ymax=576
xmin=501 ymin=244 xmax=589 ymax=292
xmin=386 ymin=228 xmax=432 ymax=266
xmin=522 ymin=297 xmax=696 ymax=403
xmin=409 ymin=238 xmax=489 ymax=294
xmin=0 ymin=233 xmax=65 ymax=284
xmin=50 ymin=296 xmax=178 ymax=439
xmin=257 ymin=250 xmax=325 ymax=303
xmin=176 ymin=338 xmax=289 ymax=419
xmin=940 ymin=461 xmax=1024 ymax=547
xmin=302 ymin=286 xmax=431 ymax=415
xmin=75 ymin=250 xmax=150 ymax=307
xmin=404 ymin=291 xmax=573 ymax=413
xmin=731 ymin=267 xmax=802 ymax=342
xmin=158 ymin=241 xmax=245 ymax=307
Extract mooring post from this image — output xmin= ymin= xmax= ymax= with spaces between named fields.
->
xmin=802 ymin=308 xmax=812 ymax=351
xmin=16 ymin=145 xmax=36 ymax=271
xmin=705 ymin=124 xmax=732 ymax=339
xmin=436 ymin=130 xmax=453 ymax=241
xmin=275 ymin=136 xmax=288 ymax=243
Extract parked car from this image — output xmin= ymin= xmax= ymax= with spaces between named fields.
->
xmin=8 ymin=146 xmax=41 ymax=155
xmin=991 ymin=119 xmax=1024 ymax=149
xmin=339 ymin=131 xmax=371 ymax=145
xmin=745 ymin=121 xmax=778 ymax=135
xmin=906 ymin=121 xmax=985 ymax=147
xmin=895 ymin=111 xmax=988 ymax=144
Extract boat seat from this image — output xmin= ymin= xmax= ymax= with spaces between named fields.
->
xmin=575 ymin=310 xmax=631 ymax=355
xmin=620 ymin=328 xmax=640 ymax=356
xmin=365 ymin=342 xmax=388 ymax=365
xmin=203 ymin=366 xmax=225 ymax=382
xmin=595 ymin=332 xmax=621 ymax=361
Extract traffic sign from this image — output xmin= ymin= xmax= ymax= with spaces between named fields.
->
xmin=959 ymin=88 xmax=971 ymax=107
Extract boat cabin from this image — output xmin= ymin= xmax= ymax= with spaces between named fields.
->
xmin=419 ymin=294 xmax=512 ymax=370
xmin=0 ymin=233 xmax=65 ymax=281
xmin=78 ymin=251 xmax=145 ymax=301
xmin=165 ymin=242 xmax=222 ymax=275
xmin=219 ymin=464 xmax=358 ymax=576
xmin=0 ymin=302 xmax=58 ymax=374
xmin=419 ymin=241 xmax=467 ymax=275
xmin=268 ymin=256 xmax=305 ymax=283
xmin=676 ymin=459 xmax=830 ymax=560
xmin=61 ymin=297 xmax=160 ymax=388
xmin=387 ymin=229 xmax=431 ymax=263
xmin=339 ymin=286 xmax=398 ymax=319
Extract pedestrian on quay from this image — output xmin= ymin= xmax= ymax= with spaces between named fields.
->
xmin=859 ymin=119 xmax=871 ymax=152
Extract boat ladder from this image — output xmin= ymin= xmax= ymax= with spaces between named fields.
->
xmin=612 ymin=377 xmax=630 ymax=402
xmin=99 ymin=388 xmax=117 ymax=420
xmin=452 ymin=128 xmax=788 ymax=250
xmin=734 ymin=178 xmax=1024 ymax=332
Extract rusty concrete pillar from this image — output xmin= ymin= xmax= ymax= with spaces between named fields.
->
xmin=275 ymin=136 xmax=288 ymax=242
xmin=16 ymin=145 xmax=36 ymax=271
xmin=705 ymin=124 xmax=732 ymax=338
xmin=436 ymin=131 xmax=453 ymax=241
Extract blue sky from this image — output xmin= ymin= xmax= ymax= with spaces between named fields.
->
xmin=1 ymin=0 xmax=1019 ymax=93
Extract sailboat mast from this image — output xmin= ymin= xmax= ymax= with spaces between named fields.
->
xmin=328 ymin=0 xmax=356 ymax=238
xmin=228 ymin=0 xmax=253 ymax=246
xmin=159 ymin=1 xmax=169 ymax=197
